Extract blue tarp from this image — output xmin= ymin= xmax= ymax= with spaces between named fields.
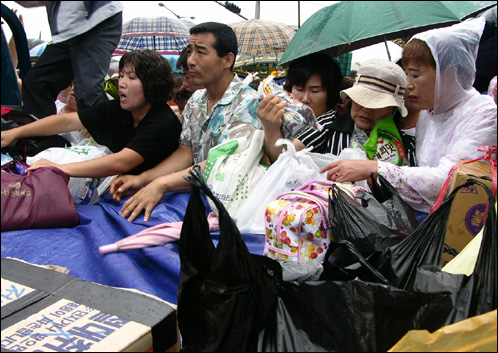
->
xmin=0 ymin=191 xmax=266 ymax=305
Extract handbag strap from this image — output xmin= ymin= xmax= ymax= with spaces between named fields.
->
xmin=430 ymin=146 xmax=497 ymax=214
xmin=295 ymin=179 xmax=364 ymax=199
xmin=277 ymin=190 xmax=331 ymax=229
xmin=0 ymin=160 xmax=30 ymax=174
xmin=295 ymin=179 xmax=335 ymax=192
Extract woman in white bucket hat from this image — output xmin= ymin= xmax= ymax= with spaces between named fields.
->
xmin=342 ymin=58 xmax=408 ymax=122
xmin=259 ymin=56 xmax=416 ymax=166
xmin=322 ymin=17 xmax=497 ymax=213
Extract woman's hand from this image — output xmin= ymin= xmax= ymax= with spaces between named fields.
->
xmin=321 ymin=159 xmax=379 ymax=183
xmin=257 ymin=94 xmax=286 ymax=135
xmin=27 ymin=159 xmax=64 ymax=172
xmin=1 ymin=129 xmax=18 ymax=148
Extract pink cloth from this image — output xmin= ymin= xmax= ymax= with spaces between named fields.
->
xmin=99 ymin=212 xmax=219 ymax=254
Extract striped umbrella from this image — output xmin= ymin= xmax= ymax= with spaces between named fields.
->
xmin=29 ymin=42 xmax=47 ymax=58
xmin=113 ymin=16 xmax=190 ymax=56
xmin=229 ymin=19 xmax=295 ymax=68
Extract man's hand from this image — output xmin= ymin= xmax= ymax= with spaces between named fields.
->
xmin=119 ymin=178 xmax=166 ymax=222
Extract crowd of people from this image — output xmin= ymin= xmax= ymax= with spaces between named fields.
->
xmin=2 ymin=2 xmax=497 ymax=224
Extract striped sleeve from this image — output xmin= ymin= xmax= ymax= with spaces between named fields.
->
xmin=297 ymin=110 xmax=351 ymax=156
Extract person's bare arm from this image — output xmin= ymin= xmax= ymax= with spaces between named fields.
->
xmin=110 ymin=144 xmax=194 ymax=199
xmin=15 ymin=2 xmax=46 ymax=8
xmin=119 ymin=156 xmax=205 ymax=222
xmin=258 ymin=94 xmax=306 ymax=163
xmin=28 ymin=148 xmax=144 ymax=178
xmin=1 ymin=112 xmax=84 ymax=148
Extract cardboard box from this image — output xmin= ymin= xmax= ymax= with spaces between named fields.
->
xmin=1 ymin=258 xmax=179 ymax=352
xmin=443 ymin=160 xmax=494 ymax=266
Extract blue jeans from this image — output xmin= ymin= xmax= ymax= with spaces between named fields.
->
xmin=22 ymin=12 xmax=122 ymax=118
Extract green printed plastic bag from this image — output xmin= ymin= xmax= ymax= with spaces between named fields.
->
xmin=363 ymin=116 xmax=408 ymax=166
xmin=203 ymin=130 xmax=268 ymax=220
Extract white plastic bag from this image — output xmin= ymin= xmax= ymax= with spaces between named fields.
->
xmin=26 ymin=139 xmax=112 ymax=204
xmin=59 ymin=130 xmax=85 ymax=146
xmin=203 ymin=129 xmax=267 ymax=220
xmin=236 ymin=139 xmax=328 ymax=234
xmin=236 ymin=139 xmax=374 ymax=234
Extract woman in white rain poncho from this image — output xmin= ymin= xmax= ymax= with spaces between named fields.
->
xmin=321 ymin=17 xmax=497 ymax=213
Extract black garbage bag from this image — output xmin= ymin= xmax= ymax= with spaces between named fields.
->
xmin=178 ymin=166 xmax=454 ymax=352
xmin=326 ymin=178 xmax=496 ymax=327
xmin=383 ymin=179 xmax=497 ymax=325
xmin=257 ymin=277 xmax=453 ymax=352
xmin=178 ymin=165 xmax=280 ymax=352
xmin=328 ymin=173 xmax=419 ymax=266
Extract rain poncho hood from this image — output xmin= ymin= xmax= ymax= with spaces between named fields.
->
xmin=379 ymin=17 xmax=497 ymax=213
xmin=412 ymin=17 xmax=484 ymax=116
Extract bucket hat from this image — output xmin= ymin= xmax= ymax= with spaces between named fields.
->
xmin=341 ymin=59 xmax=407 ymax=117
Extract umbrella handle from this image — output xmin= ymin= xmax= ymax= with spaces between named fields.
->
xmin=99 ymin=243 xmax=119 ymax=254
xmin=383 ymin=35 xmax=392 ymax=61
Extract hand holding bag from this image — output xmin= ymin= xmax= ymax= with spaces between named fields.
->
xmin=1 ymin=160 xmax=79 ymax=231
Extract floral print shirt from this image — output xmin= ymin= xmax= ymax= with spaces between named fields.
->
xmin=180 ymin=75 xmax=262 ymax=164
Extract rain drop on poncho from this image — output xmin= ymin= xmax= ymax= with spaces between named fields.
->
xmin=378 ymin=17 xmax=497 ymax=213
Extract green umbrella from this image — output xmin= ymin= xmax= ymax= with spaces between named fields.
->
xmin=280 ymin=1 xmax=496 ymax=65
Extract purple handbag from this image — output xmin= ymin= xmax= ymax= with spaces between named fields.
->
xmin=1 ymin=160 xmax=79 ymax=231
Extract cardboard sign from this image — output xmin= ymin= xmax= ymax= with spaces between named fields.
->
xmin=1 ymin=258 xmax=179 ymax=352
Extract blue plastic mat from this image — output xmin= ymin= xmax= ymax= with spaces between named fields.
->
xmin=1 ymin=190 xmax=265 ymax=305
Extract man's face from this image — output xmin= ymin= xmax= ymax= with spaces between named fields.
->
xmin=186 ymin=32 xmax=228 ymax=87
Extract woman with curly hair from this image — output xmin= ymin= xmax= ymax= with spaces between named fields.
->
xmin=2 ymin=50 xmax=182 ymax=176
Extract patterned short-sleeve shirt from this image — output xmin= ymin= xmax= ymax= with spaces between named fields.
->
xmin=180 ymin=75 xmax=262 ymax=164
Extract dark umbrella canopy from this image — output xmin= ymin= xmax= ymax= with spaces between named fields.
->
xmin=280 ymin=1 xmax=496 ymax=64
xmin=114 ymin=16 xmax=190 ymax=56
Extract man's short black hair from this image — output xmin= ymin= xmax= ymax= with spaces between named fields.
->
xmin=190 ymin=22 xmax=238 ymax=71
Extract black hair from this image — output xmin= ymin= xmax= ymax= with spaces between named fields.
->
xmin=176 ymin=47 xmax=189 ymax=72
xmin=119 ymin=50 xmax=174 ymax=104
xmin=284 ymin=53 xmax=343 ymax=111
xmin=189 ymin=22 xmax=238 ymax=71
xmin=174 ymin=86 xmax=193 ymax=102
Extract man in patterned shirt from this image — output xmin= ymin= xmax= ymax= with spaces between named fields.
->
xmin=110 ymin=22 xmax=262 ymax=222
